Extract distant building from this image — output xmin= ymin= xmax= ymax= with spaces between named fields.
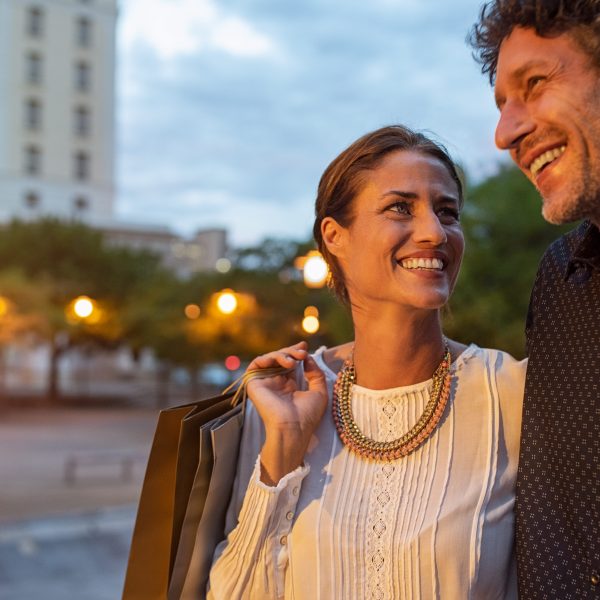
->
xmin=97 ymin=220 xmax=228 ymax=277
xmin=0 ymin=0 xmax=228 ymax=275
xmin=0 ymin=0 xmax=117 ymax=222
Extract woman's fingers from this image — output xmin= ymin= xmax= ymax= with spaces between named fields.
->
xmin=247 ymin=342 xmax=308 ymax=371
xmin=303 ymin=355 xmax=327 ymax=397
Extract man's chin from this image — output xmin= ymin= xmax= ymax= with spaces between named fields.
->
xmin=541 ymin=199 xmax=584 ymax=225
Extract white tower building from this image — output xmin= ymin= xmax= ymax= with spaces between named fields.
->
xmin=0 ymin=0 xmax=117 ymax=223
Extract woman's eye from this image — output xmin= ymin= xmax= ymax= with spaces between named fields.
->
xmin=388 ymin=202 xmax=411 ymax=216
xmin=438 ymin=207 xmax=460 ymax=222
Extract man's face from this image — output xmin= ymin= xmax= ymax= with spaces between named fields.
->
xmin=494 ymin=27 xmax=600 ymax=226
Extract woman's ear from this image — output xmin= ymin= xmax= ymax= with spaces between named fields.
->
xmin=321 ymin=216 xmax=348 ymax=259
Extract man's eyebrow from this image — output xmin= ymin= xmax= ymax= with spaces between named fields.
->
xmin=495 ymin=59 xmax=551 ymax=108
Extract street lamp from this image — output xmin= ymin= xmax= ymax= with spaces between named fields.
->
xmin=302 ymin=305 xmax=320 ymax=334
xmin=0 ymin=296 xmax=8 ymax=318
xmin=66 ymin=295 xmax=99 ymax=324
xmin=216 ymin=289 xmax=238 ymax=315
xmin=295 ymin=250 xmax=328 ymax=288
xmin=73 ymin=296 xmax=94 ymax=319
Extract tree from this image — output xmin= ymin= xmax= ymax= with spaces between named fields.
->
xmin=0 ymin=218 xmax=163 ymax=401
xmin=445 ymin=166 xmax=573 ymax=357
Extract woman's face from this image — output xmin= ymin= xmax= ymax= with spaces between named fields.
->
xmin=329 ymin=150 xmax=464 ymax=312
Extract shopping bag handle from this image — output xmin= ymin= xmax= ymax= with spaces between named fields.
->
xmin=224 ymin=366 xmax=297 ymax=408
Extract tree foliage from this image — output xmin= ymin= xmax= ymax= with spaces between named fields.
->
xmin=445 ymin=165 xmax=573 ymax=357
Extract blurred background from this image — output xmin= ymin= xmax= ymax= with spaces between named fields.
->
xmin=0 ymin=0 xmax=571 ymax=598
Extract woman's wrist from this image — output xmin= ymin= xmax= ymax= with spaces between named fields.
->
xmin=259 ymin=429 xmax=309 ymax=486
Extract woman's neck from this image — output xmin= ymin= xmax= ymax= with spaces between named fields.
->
xmin=350 ymin=307 xmax=445 ymax=390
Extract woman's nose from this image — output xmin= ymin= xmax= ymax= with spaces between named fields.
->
xmin=412 ymin=211 xmax=447 ymax=245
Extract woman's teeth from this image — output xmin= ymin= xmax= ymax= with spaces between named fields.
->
xmin=400 ymin=258 xmax=444 ymax=270
xmin=530 ymin=145 xmax=566 ymax=178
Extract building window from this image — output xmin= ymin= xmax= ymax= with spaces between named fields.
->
xmin=26 ymin=7 xmax=44 ymax=37
xmin=25 ymin=99 xmax=42 ymax=130
xmin=26 ymin=53 xmax=42 ymax=84
xmin=24 ymin=191 xmax=40 ymax=209
xmin=74 ymin=106 xmax=91 ymax=137
xmin=25 ymin=146 xmax=41 ymax=175
xmin=73 ymin=196 xmax=90 ymax=214
xmin=75 ymin=61 xmax=91 ymax=92
xmin=76 ymin=17 xmax=92 ymax=47
xmin=74 ymin=151 xmax=90 ymax=180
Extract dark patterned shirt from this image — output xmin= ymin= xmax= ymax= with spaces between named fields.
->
xmin=516 ymin=220 xmax=600 ymax=599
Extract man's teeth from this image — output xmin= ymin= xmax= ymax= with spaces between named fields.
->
xmin=530 ymin=145 xmax=566 ymax=178
xmin=400 ymin=258 xmax=444 ymax=270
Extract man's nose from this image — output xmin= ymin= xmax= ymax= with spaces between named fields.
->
xmin=495 ymin=100 xmax=535 ymax=151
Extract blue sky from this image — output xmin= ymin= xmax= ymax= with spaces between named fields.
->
xmin=116 ymin=0 xmax=506 ymax=246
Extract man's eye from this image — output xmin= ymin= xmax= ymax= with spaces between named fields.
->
xmin=527 ymin=76 xmax=545 ymax=92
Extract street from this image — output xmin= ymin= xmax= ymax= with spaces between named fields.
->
xmin=0 ymin=406 xmax=157 ymax=599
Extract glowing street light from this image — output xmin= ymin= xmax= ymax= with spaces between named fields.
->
xmin=73 ymin=296 xmax=94 ymax=319
xmin=216 ymin=289 xmax=238 ymax=315
xmin=296 ymin=250 xmax=329 ymax=288
xmin=302 ymin=315 xmax=320 ymax=334
xmin=0 ymin=296 xmax=8 ymax=317
xmin=66 ymin=295 xmax=100 ymax=324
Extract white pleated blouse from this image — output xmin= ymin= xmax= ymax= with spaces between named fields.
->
xmin=208 ymin=344 xmax=526 ymax=600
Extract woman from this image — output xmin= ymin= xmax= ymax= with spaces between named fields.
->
xmin=208 ymin=125 xmax=525 ymax=599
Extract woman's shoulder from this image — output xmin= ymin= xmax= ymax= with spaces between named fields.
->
xmin=459 ymin=343 xmax=527 ymax=394
xmin=312 ymin=342 xmax=353 ymax=380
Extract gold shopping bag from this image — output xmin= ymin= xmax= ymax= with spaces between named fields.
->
xmin=122 ymin=367 xmax=291 ymax=600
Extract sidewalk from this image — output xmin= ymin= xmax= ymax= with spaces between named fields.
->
xmin=0 ymin=406 xmax=158 ymax=598
xmin=0 ymin=506 xmax=136 ymax=600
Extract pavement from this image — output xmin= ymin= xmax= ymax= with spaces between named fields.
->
xmin=0 ymin=406 xmax=159 ymax=599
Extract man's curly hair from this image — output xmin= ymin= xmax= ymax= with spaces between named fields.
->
xmin=468 ymin=0 xmax=600 ymax=84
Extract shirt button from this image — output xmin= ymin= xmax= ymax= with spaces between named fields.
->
xmin=292 ymin=487 xmax=299 ymax=496
xmin=591 ymin=572 xmax=600 ymax=586
xmin=286 ymin=511 xmax=294 ymax=521
xmin=279 ymin=535 xmax=287 ymax=545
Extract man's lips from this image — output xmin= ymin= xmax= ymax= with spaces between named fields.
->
xmin=521 ymin=143 xmax=567 ymax=178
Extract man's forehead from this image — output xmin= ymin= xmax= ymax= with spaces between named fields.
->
xmin=494 ymin=28 xmax=585 ymax=98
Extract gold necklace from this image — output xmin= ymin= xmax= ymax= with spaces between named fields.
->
xmin=331 ymin=345 xmax=451 ymax=461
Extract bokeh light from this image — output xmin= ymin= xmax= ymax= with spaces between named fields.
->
xmin=225 ymin=355 xmax=241 ymax=371
xmin=303 ymin=252 xmax=328 ymax=288
xmin=302 ymin=315 xmax=320 ymax=334
xmin=73 ymin=296 xmax=94 ymax=319
xmin=216 ymin=290 xmax=237 ymax=314
xmin=184 ymin=303 xmax=201 ymax=319
xmin=215 ymin=258 xmax=231 ymax=273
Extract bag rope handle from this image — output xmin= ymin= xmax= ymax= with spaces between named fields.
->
xmin=224 ymin=366 xmax=297 ymax=408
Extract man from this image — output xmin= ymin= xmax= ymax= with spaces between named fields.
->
xmin=469 ymin=1 xmax=600 ymax=597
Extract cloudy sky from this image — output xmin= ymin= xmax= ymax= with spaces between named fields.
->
xmin=116 ymin=0 xmax=506 ymax=246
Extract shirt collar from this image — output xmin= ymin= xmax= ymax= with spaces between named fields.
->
xmin=565 ymin=221 xmax=600 ymax=280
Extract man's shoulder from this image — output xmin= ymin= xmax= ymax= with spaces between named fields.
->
xmin=538 ymin=221 xmax=589 ymax=272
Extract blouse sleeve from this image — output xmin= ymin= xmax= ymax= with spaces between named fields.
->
xmin=206 ymin=394 xmax=310 ymax=600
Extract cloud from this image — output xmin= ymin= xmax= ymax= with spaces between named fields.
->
xmin=116 ymin=0 xmax=505 ymax=245
xmin=120 ymin=0 xmax=277 ymax=61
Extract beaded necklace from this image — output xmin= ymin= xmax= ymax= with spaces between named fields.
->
xmin=331 ymin=345 xmax=451 ymax=461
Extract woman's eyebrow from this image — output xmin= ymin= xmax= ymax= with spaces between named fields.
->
xmin=381 ymin=190 xmax=418 ymax=200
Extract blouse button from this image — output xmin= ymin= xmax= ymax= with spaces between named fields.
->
xmin=591 ymin=572 xmax=600 ymax=586
xmin=286 ymin=511 xmax=294 ymax=521
xmin=279 ymin=535 xmax=287 ymax=545
xmin=292 ymin=487 xmax=299 ymax=496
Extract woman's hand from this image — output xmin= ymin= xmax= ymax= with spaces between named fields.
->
xmin=246 ymin=341 xmax=328 ymax=486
